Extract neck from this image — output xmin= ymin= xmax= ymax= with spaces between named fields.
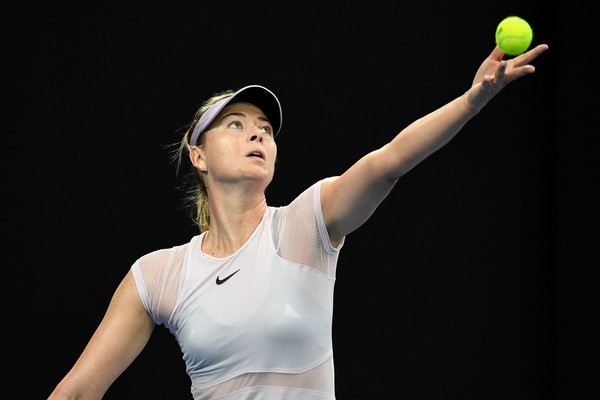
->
xmin=201 ymin=183 xmax=268 ymax=258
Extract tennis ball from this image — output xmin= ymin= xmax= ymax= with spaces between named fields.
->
xmin=495 ymin=16 xmax=533 ymax=56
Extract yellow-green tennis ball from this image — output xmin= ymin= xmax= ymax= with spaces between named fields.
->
xmin=495 ymin=16 xmax=533 ymax=56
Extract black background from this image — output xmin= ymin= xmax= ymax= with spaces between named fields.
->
xmin=2 ymin=1 xmax=595 ymax=399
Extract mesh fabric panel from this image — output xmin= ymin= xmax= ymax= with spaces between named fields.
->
xmin=272 ymin=186 xmax=335 ymax=279
xmin=137 ymin=244 xmax=187 ymax=324
xmin=190 ymin=356 xmax=334 ymax=399
xmin=138 ymin=183 xmax=336 ymax=399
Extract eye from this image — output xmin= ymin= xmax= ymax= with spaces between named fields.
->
xmin=261 ymin=125 xmax=273 ymax=135
xmin=228 ymin=121 xmax=243 ymax=129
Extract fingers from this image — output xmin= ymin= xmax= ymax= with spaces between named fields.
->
xmin=489 ymin=45 xmax=506 ymax=62
xmin=496 ymin=61 xmax=507 ymax=81
xmin=489 ymin=43 xmax=548 ymax=69
xmin=472 ymin=43 xmax=548 ymax=108
xmin=501 ymin=44 xmax=548 ymax=82
xmin=507 ymin=65 xmax=536 ymax=82
xmin=481 ymin=76 xmax=492 ymax=89
xmin=512 ymin=44 xmax=549 ymax=67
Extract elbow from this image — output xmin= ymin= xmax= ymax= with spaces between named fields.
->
xmin=48 ymin=384 xmax=98 ymax=400
xmin=48 ymin=389 xmax=74 ymax=400
xmin=369 ymin=146 xmax=406 ymax=184
xmin=386 ymin=175 xmax=401 ymax=184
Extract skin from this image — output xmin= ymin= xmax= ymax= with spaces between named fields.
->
xmin=189 ymin=103 xmax=278 ymax=258
xmin=48 ymin=44 xmax=548 ymax=400
xmin=322 ymin=45 xmax=548 ymax=246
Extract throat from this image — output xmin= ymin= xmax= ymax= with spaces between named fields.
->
xmin=200 ymin=207 xmax=267 ymax=258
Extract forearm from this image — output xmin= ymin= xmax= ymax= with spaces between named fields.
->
xmin=321 ymin=45 xmax=546 ymax=240
xmin=382 ymin=90 xmax=480 ymax=181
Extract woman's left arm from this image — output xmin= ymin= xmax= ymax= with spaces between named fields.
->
xmin=321 ymin=44 xmax=549 ymax=246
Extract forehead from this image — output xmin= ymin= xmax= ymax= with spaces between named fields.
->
xmin=219 ymin=102 xmax=268 ymax=119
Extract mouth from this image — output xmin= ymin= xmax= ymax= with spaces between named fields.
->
xmin=247 ymin=150 xmax=265 ymax=160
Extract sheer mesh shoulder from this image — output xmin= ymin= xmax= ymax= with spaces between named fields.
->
xmin=272 ymin=180 xmax=341 ymax=279
xmin=132 ymin=244 xmax=188 ymax=325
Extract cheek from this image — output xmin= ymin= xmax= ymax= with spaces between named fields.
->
xmin=269 ymin=142 xmax=278 ymax=163
xmin=205 ymin=136 xmax=236 ymax=165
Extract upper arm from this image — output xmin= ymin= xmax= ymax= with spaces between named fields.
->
xmin=49 ymin=270 xmax=154 ymax=400
xmin=321 ymin=146 xmax=399 ymax=246
xmin=320 ymin=93 xmax=483 ymax=246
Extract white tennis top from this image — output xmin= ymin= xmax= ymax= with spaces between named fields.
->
xmin=131 ymin=179 xmax=344 ymax=399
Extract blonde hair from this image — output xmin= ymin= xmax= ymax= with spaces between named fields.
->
xmin=175 ymin=90 xmax=234 ymax=232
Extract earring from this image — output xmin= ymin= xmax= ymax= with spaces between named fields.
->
xmin=199 ymin=167 xmax=208 ymax=174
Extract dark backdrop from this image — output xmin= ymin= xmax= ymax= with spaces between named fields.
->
xmin=2 ymin=1 xmax=594 ymax=399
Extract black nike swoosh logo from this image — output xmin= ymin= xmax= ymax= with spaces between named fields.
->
xmin=216 ymin=269 xmax=240 ymax=285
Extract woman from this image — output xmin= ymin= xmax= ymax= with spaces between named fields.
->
xmin=49 ymin=44 xmax=548 ymax=400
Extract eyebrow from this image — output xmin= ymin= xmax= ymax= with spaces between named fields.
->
xmin=220 ymin=112 xmax=271 ymax=124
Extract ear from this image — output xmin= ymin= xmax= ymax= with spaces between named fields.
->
xmin=189 ymin=146 xmax=207 ymax=171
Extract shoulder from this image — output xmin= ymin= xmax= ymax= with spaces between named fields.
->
xmin=132 ymin=242 xmax=192 ymax=324
xmin=317 ymin=176 xmax=339 ymax=206
xmin=134 ymin=242 xmax=192 ymax=290
xmin=272 ymin=178 xmax=340 ymax=229
xmin=137 ymin=241 xmax=193 ymax=269
xmin=278 ymin=178 xmax=339 ymax=209
xmin=138 ymin=247 xmax=173 ymax=266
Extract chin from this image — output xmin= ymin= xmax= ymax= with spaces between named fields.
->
xmin=241 ymin=169 xmax=274 ymax=186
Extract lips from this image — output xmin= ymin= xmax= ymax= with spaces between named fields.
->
xmin=247 ymin=150 xmax=265 ymax=160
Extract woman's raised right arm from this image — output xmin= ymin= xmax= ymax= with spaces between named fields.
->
xmin=48 ymin=270 xmax=155 ymax=400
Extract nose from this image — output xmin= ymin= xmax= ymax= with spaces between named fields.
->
xmin=249 ymin=126 xmax=263 ymax=143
